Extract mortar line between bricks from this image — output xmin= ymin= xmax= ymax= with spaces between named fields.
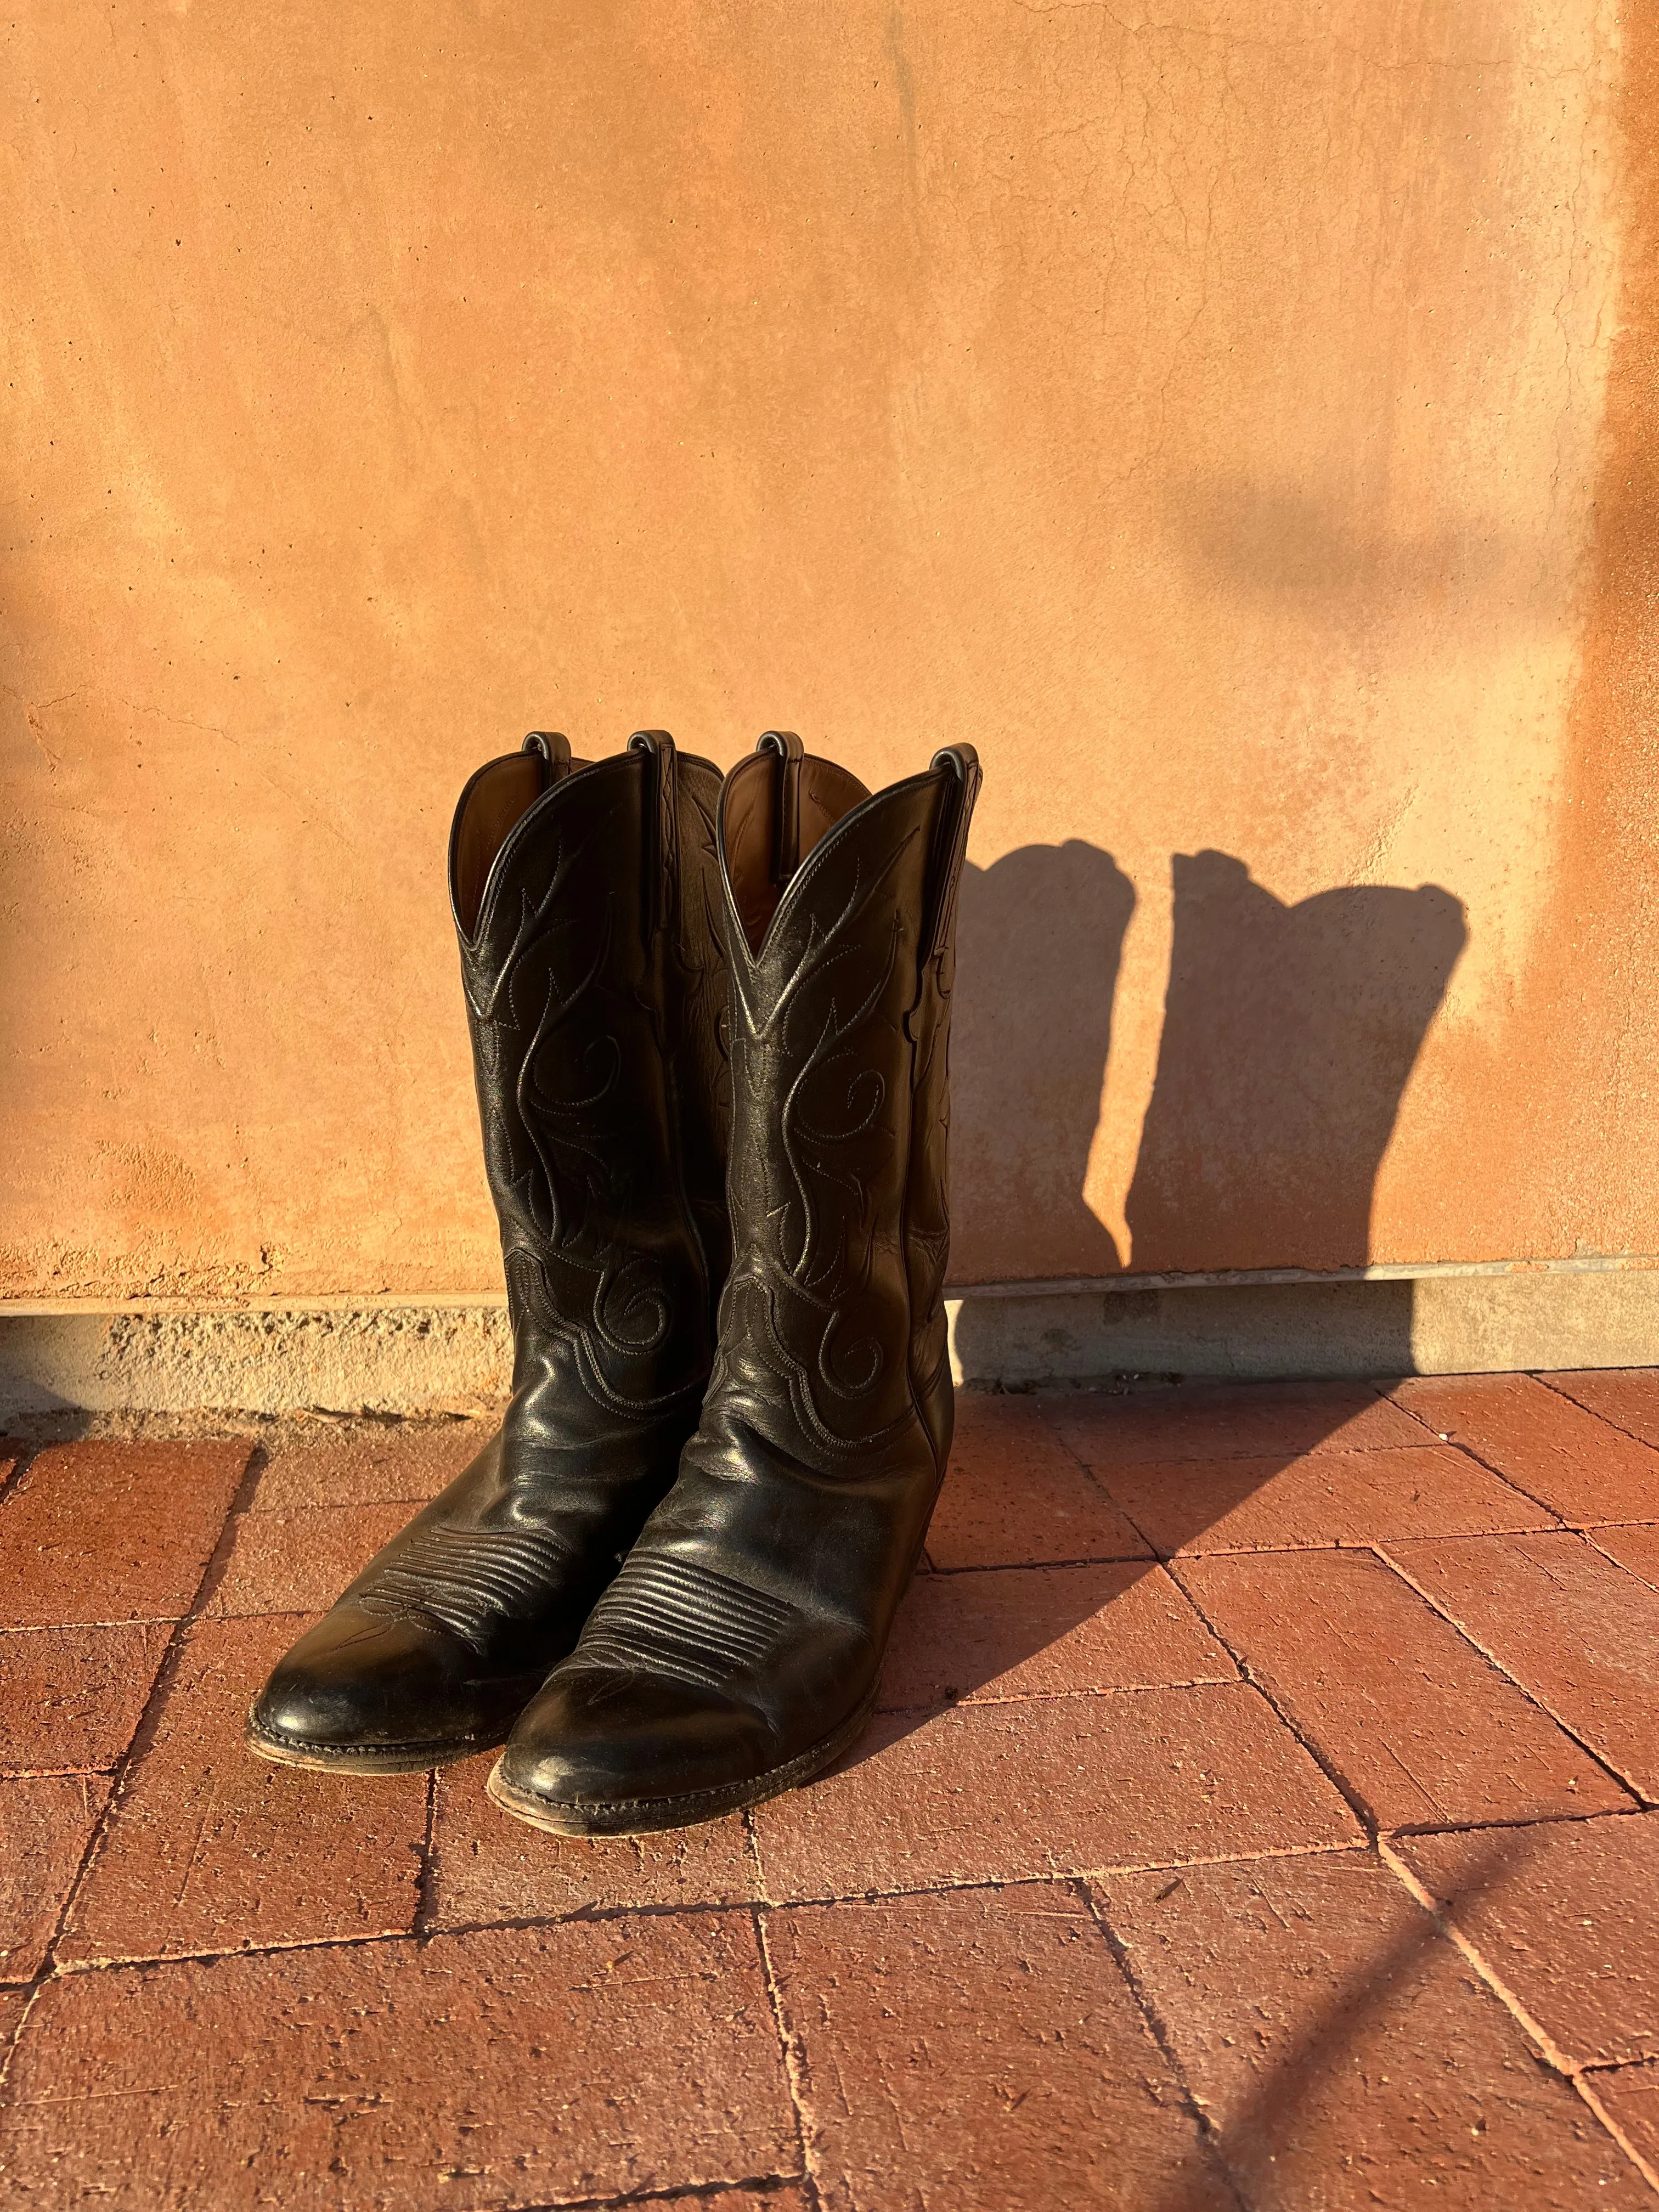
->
xmin=416 ymin=1848 xmax=1372 ymax=1944
xmin=1155 ymin=1532 xmax=1560 ymax=1559
xmin=741 ymin=1803 xmax=775 ymax=1909
xmin=723 ymin=1842 xmax=1369 ymax=1922
xmin=1381 ymin=1801 xmax=1654 ymax=1841
xmin=52 ymin=1926 xmax=420 ymax=1976
xmin=0 ymin=1438 xmax=268 ymax=2085
xmin=0 ymin=1614 xmax=191 ymax=1634
xmin=1161 ymin=1560 xmax=1379 ymax=1842
xmin=1375 ymin=1836 xmax=1581 ymax=2073
xmin=1 ymin=1764 xmax=123 ymax=1782
xmin=874 ymin=1677 xmax=1244 ymax=1719
xmin=1573 ymin=2077 xmax=1659 ymax=2202
xmin=31 ymin=1847 xmax=1380 ymax=1980
xmin=1076 ymin=1876 xmax=1249 ymax=2210
xmin=925 ymin=1551 xmax=1153 ymax=1573
xmin=1383 ymin=1391 xmax=1600 ymax=1526
xmin=415 ymin=1767 xmax=439 ymax=1936
xmin=1586 ymin=1526 xmax=1659 ymax=1595
xmin=187 ymin=1450 xmax=279 ymax=1618
xmin=52 ymin=1902 xmax=778 ymax=1976
xmin=1423 ymin=1513 xmax=1659 ymax=1536
xmin=1041 ymin=1420 xmax=1182 ymax=1567
xmin=932 ymin=1530 xmax=1577 ymax=1571
xmin=1532 ymin=1370 xmax=1659 ymax=1460
xmin=511 ymin=2173 xmax=809 ymax=2211
xmin=46 ymin=1904 xmax=757 ymax=1977
xmin=241 ymin=1498 xmax=438 ymax=1520
xmin=240 ymin=1493 xmax=438 ymax=1515
xmin=1369 ymin=1541 xmax=1653 ymax=1809
xmin=1031 ymin=1378 xmax=1450 ymax=1473
xmin=1030 ymin=1398 xmax=1163 ymax=1531
xmin=749 ymin=1904 xmax=825 ymax=2212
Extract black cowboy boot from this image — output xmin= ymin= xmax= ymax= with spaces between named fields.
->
xmin=489 ymin=731 xmax=980 ymax=1832
xmin=247 ymin=731 xmax=730 ymax=1771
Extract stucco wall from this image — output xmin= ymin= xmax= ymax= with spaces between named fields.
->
xmin=2 ymin=0 xmax=1654 ymax=1305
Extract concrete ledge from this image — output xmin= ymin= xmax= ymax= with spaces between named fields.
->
xmin=947 ymin=1268 xmax=1659 ymax=1389
xmin=0 ymin=1306 xmax=514 ymax=1421
xmin=1 ymin=1266 xmax=1655 ymax=1419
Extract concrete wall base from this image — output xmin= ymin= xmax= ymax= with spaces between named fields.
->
xmin=949 ymin=1269 xmax=1659 ymax=1389
xmin=0 ymin=1305 xmax=515 ymax=1424
xmin=2 ymin=1268 xmax=1656 ymax=1421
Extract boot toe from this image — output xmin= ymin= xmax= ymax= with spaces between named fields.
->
xmin=247 ymin=1607 xmax=529 ymax=1771
xmin=493 ymin=1663 xmax=776 ymax=1827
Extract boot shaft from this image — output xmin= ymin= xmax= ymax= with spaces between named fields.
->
xmin=449 ymin=731 xmax=729 ymax=1417
xmin=713 ymin=734 xmax=980 ymax=1466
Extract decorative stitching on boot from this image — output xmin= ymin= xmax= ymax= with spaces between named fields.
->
xmin=573 ymin=1554 xmax=794 ymax=1692
xmin=355 ymin=1523 xmax=573 ymax=1650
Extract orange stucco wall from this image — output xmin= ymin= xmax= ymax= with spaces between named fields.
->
xmin=3 ymin=1 xmax=1654 ymax=1302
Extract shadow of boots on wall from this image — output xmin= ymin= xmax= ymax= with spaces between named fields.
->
xmin=948 ymin=842 xmax=1136 ymax=1283
xmin=889 ymin=846 xmax=1468 ymax=1756
xmin=1125 ymin=851 xmax=1468 ymax=1275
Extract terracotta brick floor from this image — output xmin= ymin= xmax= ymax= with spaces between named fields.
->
xmin=2 ymin=1371 xmax=1657 ymax=2208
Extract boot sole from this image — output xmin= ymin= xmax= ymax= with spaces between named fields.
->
xmin=243 ymin=1706 xmax=510 ymax=1776
xmin=484 ymin=1685 xmax=879 ymax=1837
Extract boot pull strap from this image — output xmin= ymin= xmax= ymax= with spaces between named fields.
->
xmin=757 ymin=730 xmax=804 ymax=887
xmin=628 ymin=729 xmax=679 ymax=943
xmin=923 ymin=743 xmax=983 ymax=964
xmin=522 ymin=731 xmax=573 ymax=787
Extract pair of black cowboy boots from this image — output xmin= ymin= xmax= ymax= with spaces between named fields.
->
xmin=246 ymin=728 xmax=981 ymax=1837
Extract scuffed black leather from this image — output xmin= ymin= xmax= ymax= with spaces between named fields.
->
xmin=494 ymin=739 xmax=981 ymax=1826
xmin=249 ymin=735 xmax=730 ymax=1764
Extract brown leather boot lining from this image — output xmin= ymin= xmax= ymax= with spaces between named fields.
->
xmin=724 ymin=751 xmax=871 ymax=955
xmin=454 ymin=754 xmax=547 ymax=935
xmin=454 ymin=749 xmax=594 ymax=934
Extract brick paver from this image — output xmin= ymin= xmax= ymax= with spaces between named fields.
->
xmin=1391 ymin=1373 xmax=1659 ymax=1523
xmin=1594 ymin=1522 xmax=1659 ymax=1588
xmin=1393 ymin=1813 xmax=1659 ymax=2068
xmin=925 ymin=1393 xmax=1148 ymax=1566
xmin=3 ymin=1375 xmax=1656 ymax=2207
xmin=1043 ymin=1377 xmax=1427 ymax=1469
xmin=1097 ymin=1442 xmax=1560 ymax=1556
xmin=1095 ymin=1851 xmax=1652 ymax=2207
xmin=248 ymin=1424 xmax=487 ymax=1513
xmin=0 ymin=1775 xmax=107 ymax=1980
xmin=1546 ymin=1368 xmax=1659 ymax=1451
xmin=428 ymin=1772 xmax=760 ymax=1927
xmin=0 ymin=1917 xmax=797 ymax=2209
xmin=1181 ymin=1548 xmax=1631 ymax=1828
xmin=0 ymin=1623 xmax=173 ymax=1774
xmin=879 ymin=1561 xmax=1237 ymax=1709
xmin=204 ymin=1500 xmax=410 ymax=1616
xmin=768 ymin=1886 xmax=1233 ymax=2211
xmin=1592 ymin=2066 xmax=1659 ymax=2189
xmin=1384 ymin=1531 xmax=1659 ymax=1800
xmin=0 ymin=1442 xmax=250 ymax=1626
xmin=60 ymin=1615 xmax=427 ymax=1964
xmin=751 ymin=1681 xmax=1361 ymax=1900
